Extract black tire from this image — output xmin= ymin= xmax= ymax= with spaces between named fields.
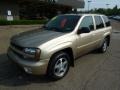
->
xmin=98 ymin=38 xmax=108 ymax=53
xmin=47 ymin=52 xmax=70 ymax=80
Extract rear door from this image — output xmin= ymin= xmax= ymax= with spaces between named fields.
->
xmin=92 ymin=15 xmax=105 ymax=48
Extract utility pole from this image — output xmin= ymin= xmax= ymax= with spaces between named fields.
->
xmin=106 ymin=4 xmax=110 ymax=9
xmin=88 ymin=0 xmax=92 ymax=13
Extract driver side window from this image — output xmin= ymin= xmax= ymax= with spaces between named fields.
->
xmin=78 ymin=16 xmax=94 ymax=31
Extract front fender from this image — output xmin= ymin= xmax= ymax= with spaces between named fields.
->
xmin=48 ymin=41 xmax=73 ymax=56
xmin=40 ymin=42 xmax=74 ymax=60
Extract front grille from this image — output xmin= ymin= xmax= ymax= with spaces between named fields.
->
xmin=10 ymin=42 xmax=24 ymax=51
xmin=12 ymin=49 xmax=24 ymax=58
xmin=10 ymin=42 xmax=24 ymax=58
xmin=10 ymin=42 xmax=35 ymax=61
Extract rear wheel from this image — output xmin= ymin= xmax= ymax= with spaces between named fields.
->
xmin=47 ymin=52 xmax=70 ymax=80
xmin=98 ymin=38 xmax=108 ymax=53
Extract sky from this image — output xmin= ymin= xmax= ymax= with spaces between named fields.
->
xmin=83 ymin=0 xmax=120 ymax=10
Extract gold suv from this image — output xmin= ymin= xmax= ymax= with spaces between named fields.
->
xmin=7 ymin=14 xmax=112 ymax=80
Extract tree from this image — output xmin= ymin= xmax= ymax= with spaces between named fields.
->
xmin=91 ymin=5 xmax=120 ymax=16
xmin=112 ymin=5 xmax=118 ymax=15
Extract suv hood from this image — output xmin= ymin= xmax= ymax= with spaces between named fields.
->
xmin=11 ymin=29 xmax=65 ymax=47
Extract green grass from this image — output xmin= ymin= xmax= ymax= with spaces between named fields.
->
xmin=0 ymin=20 xmax=47 ymax=25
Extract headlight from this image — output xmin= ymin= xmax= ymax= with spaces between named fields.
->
xmin=24 ymin=48 xmax=41 ymax=61
xmin=24 ymin=48 xmax=36 ymax=55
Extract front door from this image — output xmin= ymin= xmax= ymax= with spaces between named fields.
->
xmin=76 ymin=16 xmax=95 ymax=57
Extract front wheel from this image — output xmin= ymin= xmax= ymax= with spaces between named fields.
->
xmin=47 ymin=52 xmax=70 ymax=80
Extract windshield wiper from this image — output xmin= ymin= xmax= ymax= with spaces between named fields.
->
xmin=45 ymin=26 xmax=61 ymax=32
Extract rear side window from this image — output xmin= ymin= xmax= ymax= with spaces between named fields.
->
xmin=79 ymin=16 xmax=94 ymax=31
xmin=102 ymin=16 xmax=111 ymax=27
xmin=94 ymin=16 xmax=104 ymax=29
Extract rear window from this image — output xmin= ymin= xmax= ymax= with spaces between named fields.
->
xmin=102 ymin=16 xmax=111 ymax=27
xmin=94 ymin=16 xmax=104 ymax=29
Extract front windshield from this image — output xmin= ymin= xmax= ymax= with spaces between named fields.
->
xmin=44 ymin=15 xmax=81 ymax=32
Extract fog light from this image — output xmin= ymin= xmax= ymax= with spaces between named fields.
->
xmin=24 ymin=67 xmax=32 ymax=74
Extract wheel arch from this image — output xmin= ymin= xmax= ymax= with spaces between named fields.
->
xmin=105 ymin=35 xmax=111 ymax=46
xmin=48 ymin=47 xmax=74 ymax=68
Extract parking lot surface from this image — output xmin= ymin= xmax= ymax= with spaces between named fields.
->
xmin=0 ymin=20 xmax=120 ymax=90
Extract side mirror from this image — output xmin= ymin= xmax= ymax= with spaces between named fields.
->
xmin=77 ymin=27 xmax=90 ymax=34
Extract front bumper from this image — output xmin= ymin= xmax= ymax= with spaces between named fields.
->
xmin=7 ymin=49 xmax=49 ymax=75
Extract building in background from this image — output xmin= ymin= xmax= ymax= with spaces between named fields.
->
xmin=0 ymin=0 xmax=19 ymax=20
xmin=57 ymin=0 xmax=85 ymax=8
xmin=0 ymin=0 xmax=85 ymax=20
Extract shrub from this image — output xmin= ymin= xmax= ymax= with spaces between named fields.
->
xmin=0 ymin=20 xmax=47 ymax=25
